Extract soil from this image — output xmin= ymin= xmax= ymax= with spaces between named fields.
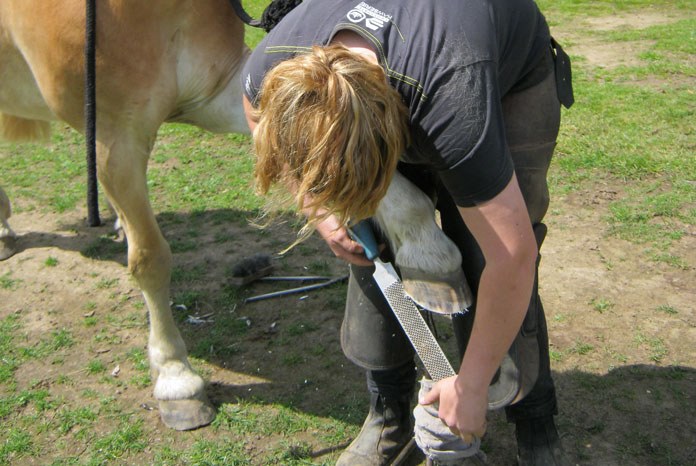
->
xmin=1 ymin=9 xmax=695 ymax=466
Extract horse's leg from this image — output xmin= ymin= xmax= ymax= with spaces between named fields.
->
xmin=97 ymin=135 xmax=215 ymax=430
xmin=374 ymin=171 xmax=472 ymax=314
xmin=0 ymin=186 xmax=17 ymax=260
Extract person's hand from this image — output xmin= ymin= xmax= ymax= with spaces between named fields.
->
xmin=419 ymin=374 xmax=488 ymax=444
xmin=315 ymin=214 xmax=374 ymax=266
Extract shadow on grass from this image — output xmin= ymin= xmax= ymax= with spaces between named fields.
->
xmin=9 ymin=220 xmax=126 ymax=265
xmin=7 ymin=207 xmax=265 ymax=265
xmin=554 ymin=364 xmax=695 ymax=466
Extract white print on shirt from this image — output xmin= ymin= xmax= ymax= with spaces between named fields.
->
xmin=347 ymin=2 xmax=392 ymax=31
xmin=244 ymin=74 xmax=253 ymax=97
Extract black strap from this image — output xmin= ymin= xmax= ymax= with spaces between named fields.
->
xmin=85 ymin=0 xmax=101 ymax=226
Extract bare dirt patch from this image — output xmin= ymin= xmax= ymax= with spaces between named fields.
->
xmin=585 ymin=12 xmax=679 ymax=31
xmin=555 ymin=11 xmax=684 ymax=70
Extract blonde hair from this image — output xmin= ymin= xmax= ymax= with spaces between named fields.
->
xmin=252 ymin=44 xmax=410 ymax=230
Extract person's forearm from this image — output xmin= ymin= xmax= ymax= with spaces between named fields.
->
xmin=453 ymin=176 xmax=538 ymax=392
xmin=456 ymin=256 xmax=535 ymax=390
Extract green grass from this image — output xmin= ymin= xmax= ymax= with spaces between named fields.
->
xmin=545 ymin=6 xmax=695 ymax=259
xmin=44 ymin=256 xmax=59 ymax=267
xmin=94 ymin=418 xmax=147 ymax=451
xmin=590 ymin=297 xmax=614 ymax=313
xmin=149 ymin=126 xmax=261 ymax=214
xmin=0 ymin=429 xmax=34 ymax=463
xmin=634 ymin=332 xmax=669 ymax=363
xmin=0 ymin=272 xmax=21 ymax=290
xmin=536 ymin=0 xmax=694 ymax=21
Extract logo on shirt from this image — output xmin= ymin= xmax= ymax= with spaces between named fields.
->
xmin=347 ymin=2 xmax=391 ymax=31
xmin=244 ymin=73 xmax=254 ymax=97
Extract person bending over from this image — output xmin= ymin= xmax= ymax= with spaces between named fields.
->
xmin=242 ymin=0 xmax=574 ymax=464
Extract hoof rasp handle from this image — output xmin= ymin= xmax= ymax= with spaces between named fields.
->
xmin=347 ymin=219 xmax=380 ymax=261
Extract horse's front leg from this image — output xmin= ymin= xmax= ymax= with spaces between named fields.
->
xmin=0 ymin=186 xmax=18 ymax=260
xmin=374 ymin=171 xmax=472 ymax=314
xmin=98 ymin=137 xmax=215 ymax=430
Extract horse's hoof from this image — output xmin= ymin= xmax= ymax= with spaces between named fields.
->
xmin=0 ymin=236 xmax=17 ymax=261
xmin=488 ymin=329 xmax=540 ymax=410
xmin=158 ymin=393 xmax=216 ymax=431
xmin=401 ymin=266 xmax=472 ymax=315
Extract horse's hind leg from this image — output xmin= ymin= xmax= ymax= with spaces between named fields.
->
xmin=97 ymin=136 xmax=215 ymax=430
xmin=374 ymin=172 xmax=472 ymax=314
xmin=0 ymin=186 xmax=18 ymax=260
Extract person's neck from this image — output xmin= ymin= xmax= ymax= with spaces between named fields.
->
xmin=330 ymin=30 xmax=378 ymax=64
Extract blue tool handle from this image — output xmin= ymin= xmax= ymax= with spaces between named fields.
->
xmin=348 ymin=219 xmax=380 ymax=260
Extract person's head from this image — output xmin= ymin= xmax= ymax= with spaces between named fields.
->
xmin=252 ymin=44 xmax=410 ymax=228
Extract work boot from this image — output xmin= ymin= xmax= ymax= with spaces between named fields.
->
xmin=515 ymin=416 xmax=569 ymax=466
xmin=337 ymin=392 xmax=415 ymax=466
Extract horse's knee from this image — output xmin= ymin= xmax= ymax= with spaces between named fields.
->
xmin=128 ymin=240 xmax=172 ymax=290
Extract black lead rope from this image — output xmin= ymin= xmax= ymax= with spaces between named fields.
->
xmin=85 ymin=0 xmax=100 ymax=227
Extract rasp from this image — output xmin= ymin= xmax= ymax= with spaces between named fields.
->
xmin=372 ymin=258 xmax=456 ymax=381
xmin=348 ymin=219 xmax=456 ymax=381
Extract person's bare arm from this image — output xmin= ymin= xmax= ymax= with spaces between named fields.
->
xmin=420 ymin=174 xmax=537 ymax=439
xmin=243 ymin=94 xmax=258 ymax=132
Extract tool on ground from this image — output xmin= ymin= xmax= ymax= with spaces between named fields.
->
xmin=230 ymin=252 xmax=348 ymax=303
xmin=243 ymin=275 xmax=348 ymax=303
xmin=349 ymin=220 xmax=483 ymax=465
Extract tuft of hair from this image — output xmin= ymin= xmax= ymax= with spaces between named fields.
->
xmin=260 ymin=0 xmax=303 ymax=32
xmin=253 ymin=44 xmax=410 ymax=235
xmin=0 ymin=113 xmax=51 ymax=141
xmin=230 ymin=253 xmax=274 ymax=286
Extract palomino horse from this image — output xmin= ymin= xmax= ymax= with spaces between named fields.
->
xmin=0 ymin=0 xmax=463 ymax=430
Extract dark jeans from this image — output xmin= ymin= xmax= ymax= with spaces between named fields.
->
xmin=341 ymin=49 xmax=561 ymax=422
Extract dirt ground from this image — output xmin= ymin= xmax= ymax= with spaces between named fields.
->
xmin=1 ymin=9 xmax=695 ymax=466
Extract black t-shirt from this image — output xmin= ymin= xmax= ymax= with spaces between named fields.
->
xmin=243 ymin=0 xmax=551 ymax=206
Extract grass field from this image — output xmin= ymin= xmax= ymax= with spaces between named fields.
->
xmin=1 ymin=1 xmax=694 ymax=465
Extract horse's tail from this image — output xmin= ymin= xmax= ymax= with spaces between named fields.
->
xmin=0 ymin=113 xmax=51 ymax=141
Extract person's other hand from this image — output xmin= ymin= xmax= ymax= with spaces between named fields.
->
xmin=315 ymin=215 xmax=374 ymax=266
xmin=419 ymin=374 xmax=488 ymax=443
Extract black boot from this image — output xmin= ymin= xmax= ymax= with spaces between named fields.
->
xmin=515 ymin=416 xmax=569 ymax=466
xmin=337 ymin=364 xmax=416 ymax=466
